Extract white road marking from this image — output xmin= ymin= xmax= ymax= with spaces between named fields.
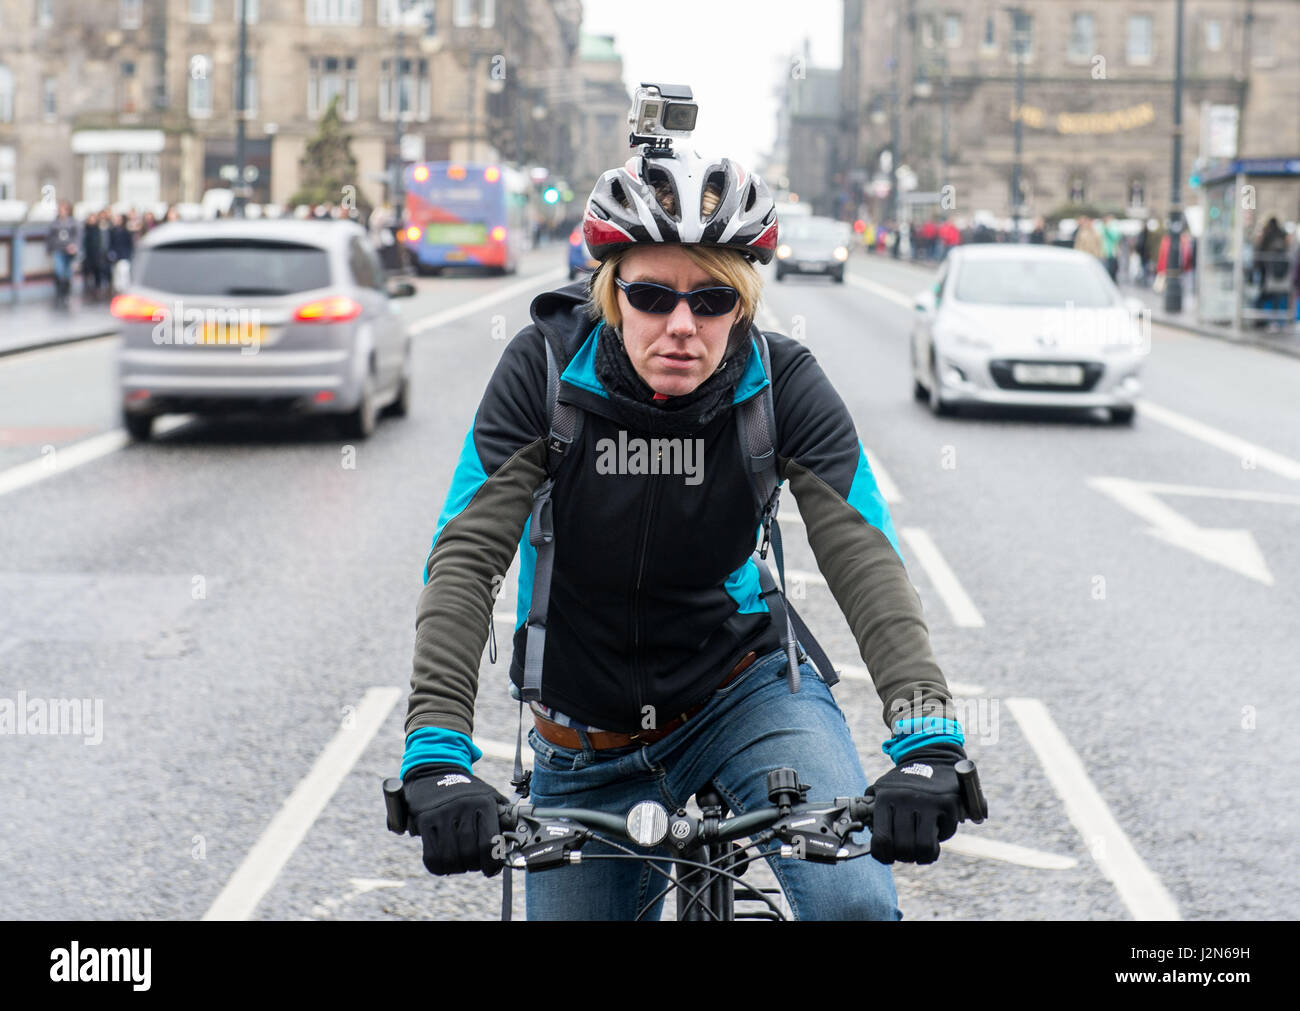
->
xmin=474 ymin=736 xmax=534 ymax=768
xmin=0 ymin=415 xmax=189 ymax=497
xmin=844 ymin=272 xmax=914 ymax=309
xmin=1140 ymin=401 xmax=1300 ymax=480
xmin=1088 ymin=476 xmax=1275 ymax=585
xmin=942 ymin=834 xmax=1078 ymax=870
xmin=1007 ymin=697 xmax=1181 ymax=920
xmin=202 ymin=686 xmax=404 ymax=921
xmin=407 ymin=267 xmax=567 ymax=335
xmin=898 ymin=528 xmax=985 ymax=627
xmin=835 ymin=664 xmax=984 ymax=696
xmin=863 ymin=447 xmax=903 ymax=502
xmin=0 ymin=333 xmax=118 ymax=367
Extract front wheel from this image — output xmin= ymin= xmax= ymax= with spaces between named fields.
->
xmin=1110 ymin=405 xmax=1136 ymax=425
xmin=928 ymin=353 xmax=953 ymax=417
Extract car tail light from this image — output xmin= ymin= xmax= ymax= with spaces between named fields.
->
xmin=490 ymin=226 xmax=506 ymax=242
xmin=110 ymin=294 xmax=168 ymax=320
xmin=412 ymin=165 xmax=430 ymax=182
xmin=405 ymin=225 xmax=421 ymax=242
xmin=569 ymin=228 xmax=582 ymax=247
xmin=447 ymin=165 xmax=466 ymax=180
xmin=293 ymin=296 xmax=362 ymax=323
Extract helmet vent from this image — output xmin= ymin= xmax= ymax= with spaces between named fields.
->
xmin=610 ymin=178 xmax=630 ymax=209
xmin=743 ymin=181 xmax=758 ymax=213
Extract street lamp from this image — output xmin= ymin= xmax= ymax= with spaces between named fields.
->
xmin=1164 ymin=0 xmax=1187 ymax=313
xmin=1005 ymin=5 xmax=1027 ymax=242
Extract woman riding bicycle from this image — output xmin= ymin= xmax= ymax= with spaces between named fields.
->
xmin=397 ymin=144 xmax=973 ymax=920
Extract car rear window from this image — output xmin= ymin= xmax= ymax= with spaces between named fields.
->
xmin=134 ymin=239 xmax=331 ymax=296
xmin=953 ymin=257 xmax=1117 ymax=307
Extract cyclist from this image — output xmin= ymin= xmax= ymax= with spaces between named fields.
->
xmin=397 ymin=146 xmax=975 ymax=920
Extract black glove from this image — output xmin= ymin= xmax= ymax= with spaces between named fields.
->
xmin=868 ymin=742 xmax=965 ymax=865
xmin=403 ymin=763 xmax=508 ymax=878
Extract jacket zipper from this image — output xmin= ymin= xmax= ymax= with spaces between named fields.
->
xmin=629 ymin=468 xmax=663 ymax=727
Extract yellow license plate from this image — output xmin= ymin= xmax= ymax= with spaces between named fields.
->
xmin=445 ymin=250 xmax=467 ymax=261
xmin=198 ymin=322 xmax=270 ymax=346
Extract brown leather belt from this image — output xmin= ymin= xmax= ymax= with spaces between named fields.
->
xmin=532 ymin=651 xmax=759 ymax=750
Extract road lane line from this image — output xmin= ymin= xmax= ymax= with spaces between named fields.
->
xmin=407 ymin=267 xmax=567 ymax=335
xmin=1140 ymin=400 xmax=1300 ymax=480
xmin=898 ymin=527 xmax=985 ymax=627
xmin=0 ymin=333 xmax=118 ymax=366
xmin=1007 ymin=697 xmax=1181 ymax=920
xmin=942 ymin=835 xmax=1078 ymax=870
xmin=844 ymin=273 xmax=915 ymax=309
xmin=835 ymin=664 xmax=984 ymax=696
xmin=863 ymin=447 xmax=902 ymax=502
xmin=202 ymin=686 xmax=403 ymax=921
xmin=0 ymin=416 xmax=189 ymax=497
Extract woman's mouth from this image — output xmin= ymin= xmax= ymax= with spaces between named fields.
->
xmin=658 ymin=353 xmax=697 ymax=370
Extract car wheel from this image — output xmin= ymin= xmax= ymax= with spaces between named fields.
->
xmin=383 ymin=356 xmax=411 ymax=419
xmin=913 ymin=378 xmax=928 ymax=401
xmin=833 ymin=270 xmax=845 ymax=284
xmin=342 ymin=374 xmax=378 ymax=439
xmin=1110 ymin=405 xmax=1136 ymax=425
xmin=928 ymin=352 xmax=953 ymax=417
xmin=123 ymin=410 xmax=154 ymax=441
xmin=775 ymin=269 xmax=786 ymax=282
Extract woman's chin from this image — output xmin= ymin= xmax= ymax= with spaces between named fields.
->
xmin=650 ymin=371 xmax=702 ymax=397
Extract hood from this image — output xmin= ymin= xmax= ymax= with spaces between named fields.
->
xmin=528 ymin=278 xmax=596 ymax=369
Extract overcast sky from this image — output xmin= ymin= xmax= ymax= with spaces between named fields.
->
xmin=580 ymin=0 xmax=844 ymax=173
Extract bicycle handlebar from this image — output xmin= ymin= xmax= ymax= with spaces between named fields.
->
xmin=383 ymin=761 xmax=988 ymax=871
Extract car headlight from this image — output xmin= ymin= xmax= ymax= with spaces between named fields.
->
xmin=776 ymin=244 xmax=791 ymax=259
xmin=833 ymin=246 xmax=849 ymax=262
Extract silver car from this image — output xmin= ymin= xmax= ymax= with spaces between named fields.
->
xmin=774 ymin=216 xmax=852 ymax=283
xmin=113 ymin=219 xmax=415 ymax=440
xmin=911 ymin=244 xmax=1148 ymax=424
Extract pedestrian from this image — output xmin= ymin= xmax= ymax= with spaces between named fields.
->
xmin=1153 ymin=227 xmax=1191 ymax=297
xmin=1100 ymin=214 xmax=1120 ymax=281
xmin=46 ymin=200 xmax=82 ymax=308
xmin=1029 ymin=217 xmax=1045 ymax=244
xmin=107 ymin=213 xmax=134 ymax=292
xmin=1073 ymin=215 xmax=1103 ymax=260
xmin=81 ymin=210 xmax=105 ymax=300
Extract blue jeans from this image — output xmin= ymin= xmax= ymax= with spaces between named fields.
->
xmin=524 ymin=647 xmax=902 ymax=921
xmin=52 ymin=250 xmax=74 ymax=282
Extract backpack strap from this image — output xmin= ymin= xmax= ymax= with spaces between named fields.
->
xmin=736 ymin=331 xmax=840 ymax=691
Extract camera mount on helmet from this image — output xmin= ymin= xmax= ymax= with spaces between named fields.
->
xmin=628 ymin=83 xmax=698 ymax=158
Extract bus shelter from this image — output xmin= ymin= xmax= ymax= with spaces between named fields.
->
xmin=1198 ymin=157 xmax=1300 ymax=331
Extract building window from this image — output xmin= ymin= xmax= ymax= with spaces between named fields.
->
xmin=379 ymin=0 xmax=435 ymax=31
xmin=306 ymin=0 xmax=361 ymax=24
xmin=37 ymin=0 xmax=53 ymax=28
xmin=1069 ymin=175 xmax=1086 ymax=204
xmin=1204 ymin=19 xmax=1222 ymax=52
xmin=0 ymin=146 xmax=15 ymax=201
xmin=308 ymin=56 xmax=358 ymax=119
xmin=235 ymin=0 xmax=259 ymax=23
xmin=944 ymin=13 xmax=962 ymax=47
xmin=83 ymin=153 xmax=110 ymax=207
xmin=189 ymin=0 xmax=212 ymax=24
xmin=1127 ymin=178 xmax=1145 ymax=209
xmin=119 ymin=152 xmax=160 ymax=208
xmin=188 ymin=55 xmax=212 ymax=117
xmin=1251 ymin=19 xmax=1274 ymax=65
xmin=120 ymin=0 xmax=142 ymax=29
xmin=920 ymin=15 xmax=936 ymax=49
xmin=1010 ymin=11 xmax=1033 ymax=61
xmin=1068 ymin=13 xmax=1095 ymax=61
xmin=233 ymin=55 xmax=258 ymax=116
xmin=42 ymin=76 xmax=57 ymax=119
xmin=120 ymin=60 xmax=143 ymax=114
xmin=1127 ymin=15 xmax=1153 ymax=64
xmin=982 ymin=14 xmax=995 ymax=49
xmin=380 ymin=57 xmax=430 ymax=120
xmin=453 ymin=0 xmax=492 ymax=28
xmin=0 ymin=64 xmax=13 ymax=123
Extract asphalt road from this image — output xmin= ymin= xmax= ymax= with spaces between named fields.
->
xmin=1 ymin=243 xmax=1296 ymax=921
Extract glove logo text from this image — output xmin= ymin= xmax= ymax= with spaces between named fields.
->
xmin=436 ymin=774 xmax=471 ymax=787
xmin=900 ymin=763 xmax=933 ymax=778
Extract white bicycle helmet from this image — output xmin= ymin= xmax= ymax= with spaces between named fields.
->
xmin=582 ymin=149 xmax=779 ymax=264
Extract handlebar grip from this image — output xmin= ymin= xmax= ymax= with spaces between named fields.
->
xmin=383 ymin=777 xmax=410 ymax=835
xmin=954 ymin=760 xmax=988 ymax=823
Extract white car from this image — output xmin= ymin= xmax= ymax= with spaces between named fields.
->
xmin=911 ymin=244 xmax=1148 ymax=424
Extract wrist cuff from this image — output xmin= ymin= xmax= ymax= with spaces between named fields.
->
xmin=881 ymin=718 xmax=965 ymax=764
xmin=400 ymin=727 xmax=482 ymax=780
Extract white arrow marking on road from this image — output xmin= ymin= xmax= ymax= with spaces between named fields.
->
xmin=203 ymin=686 xmax=403 ymax=921
xmin=1088 ymin=476 xmax=1283 ymax=585
xmin=1007 ymin=697 xmax=1181 ymax=919
xmin=407 ymin=266 xmax=568 ymax=335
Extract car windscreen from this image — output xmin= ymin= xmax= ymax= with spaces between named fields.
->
xmin=952 ymin=257 xmax=1117 ymax=307
xmin=134 ymin=239 xmax=332 ymax=296
xmin=783 ymin=221 xmax=848 ymax=244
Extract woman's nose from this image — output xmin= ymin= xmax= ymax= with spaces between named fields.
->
xmin=665 ymin=296 xmax=696 ymax=335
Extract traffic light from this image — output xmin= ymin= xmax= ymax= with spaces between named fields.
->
xmin=542 ymin=186 xmax=560 ymax=205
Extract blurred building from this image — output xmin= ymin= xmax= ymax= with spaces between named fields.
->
xmin=776 ymin=39 xmax=843 ymax=217
xmin=0 ymin=0 xmax=586 ymax=211
xmin=570 ymin=32 xmax=631 ymax=201
xmin=840 ymin=0 xmax=1300 ymax=224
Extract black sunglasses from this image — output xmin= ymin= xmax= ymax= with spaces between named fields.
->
xmin=614 ymin=276 xmax=740 ymax=317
